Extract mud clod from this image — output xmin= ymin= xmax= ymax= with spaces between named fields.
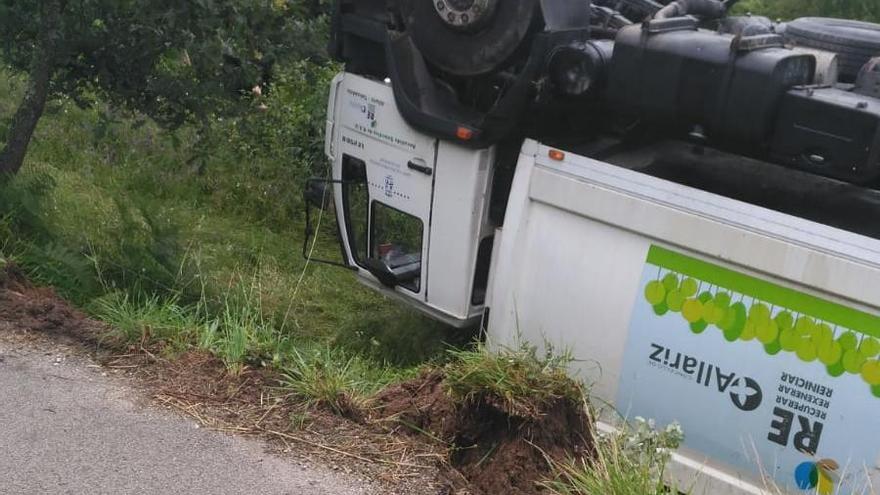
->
xmin=376 ymin=371 xmax=594 ymax=495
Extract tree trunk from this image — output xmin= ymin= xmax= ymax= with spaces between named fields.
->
xmin=0 ymin=0 xmax=61 ymax=177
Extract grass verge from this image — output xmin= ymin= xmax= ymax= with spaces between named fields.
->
xmin=0 ymin=63 xmax=460 ymax=392
xmin=445 ymin=342 xmax=585 ymax=418
xmin=543 ymin=418 xmax=684 ymax=495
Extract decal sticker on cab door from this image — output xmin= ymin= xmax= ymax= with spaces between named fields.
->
xmin=619 ymin=245 xmax=880 ymax=494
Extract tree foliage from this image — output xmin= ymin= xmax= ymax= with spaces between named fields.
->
xmin=737 ymin=0 xmax=880 ymax=23
xmin=0 ymin=0 xmax=330 ymax=174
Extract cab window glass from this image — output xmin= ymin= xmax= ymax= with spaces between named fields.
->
xmin=341 ymin=155 xmax=369 ymax=266
xmin=371 ymin=202 xmax=423 ymax=292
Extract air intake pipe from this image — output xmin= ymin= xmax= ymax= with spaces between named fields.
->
xmin=654 ymin=0 xmax=726 ymax=20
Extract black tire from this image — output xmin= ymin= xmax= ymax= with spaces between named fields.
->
xmin=399 ymin=0 xmax=540 ymax=77
xmin=785 ymin=17 xmax=880 ymax=82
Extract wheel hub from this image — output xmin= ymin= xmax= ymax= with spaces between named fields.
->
xmin=433 ymin=0 xmax=498 ymax=31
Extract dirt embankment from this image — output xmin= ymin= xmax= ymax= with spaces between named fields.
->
xmin=0 ymin=263 xmax=594 ymax=495
xmin=375 ymin=372 xmax=594 ymax=495
xmin=0 ymin=263 xmax=97 ymax=337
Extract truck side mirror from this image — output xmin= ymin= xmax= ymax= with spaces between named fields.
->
xmin=363 ymin=257 xmax=421 ymax=289
xmin=304 ymin=179 xmax=331 ymax=210
xmin=300 ymin=177 xmax=354 ymax=270
xmin=363 ymin=258 xmax=401 ymax=288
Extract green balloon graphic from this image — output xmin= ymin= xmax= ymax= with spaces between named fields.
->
xmin=796 ymin=339 xmax=818 ymax=363
xmin=682 ymin=298 xmax=703 ymax=323
xmin=704 ymin=301 xmax=726 ymax=325
xmin=719 ymin=309 xmax=737 ymax=332
xmin=780 ymin=329 xmax=799 ymax=352
xmin=645 ymin=281 xmax=666 ymax=306
xmin=842 ymin=349 xmax=867 ymax=374
xmin=680 ymin=278 xmax=699 ymax=298
xmin=740 ymin=321 xmax=758 ymax=341
xmin=765 ymin=341 xmax=783 ymax=356
xmin=642 ymin=274 xmax=880 ymax=399
xmin=756 ymin=320 xmax=780 ymax=345
xmin=861 ymin=360 xmax=880 ymax=386
xmin=827 ymin=362 xmax=846 ymax=378
xmin=775 ymin=311 xmax=794 ymax=331
xmin=839 ymin=332 xmax=859 ymax=351
xmin=722 ymin=303 xmax=747 ymax=341
xmin=860 ymin=337 xmax=880 ymax=358
xmin=818 ymin=340 xmax=843 ymax=366
xmin=690 ymin=321 xmax=709 ymax=334
xmin=749 ymin=303 xmax=771 ymax=324
xmin=817 ymin=323 xmax=834 ymax=342
xmin=666 ymin=290 xmax=685 ymax=312
xmin=795 ymin=317 xmax=816 ymax=336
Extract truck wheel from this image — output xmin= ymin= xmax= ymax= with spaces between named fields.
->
xmin=399 ymin=0 xmax=540 ymax=77
xmin=785 ymin=17 xmax=880 ymax=82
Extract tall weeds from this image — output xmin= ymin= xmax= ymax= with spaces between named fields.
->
xmin=544 ymin=418 xmax=685 ymax=495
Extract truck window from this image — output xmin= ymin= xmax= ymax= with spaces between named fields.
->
xmin=471 ymin=236 xmax=494 ymax=306
xmin=341 ymin=155 xmax=369 ymax=267
xmin=370 ymin=202 xmax=423 ymax=293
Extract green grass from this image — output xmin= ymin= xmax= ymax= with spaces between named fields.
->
xmin=281 ymin=344 xmax=413 ymax=415
xmin=543 ymin=418 xmax=685 ymax=495
xmin=0 ymin=61 xmax=459 ymax=392
xmin=91 ymin=292 xmax=203 ymax=350
xmin=444 ymin=342 xmax=585 ymax=418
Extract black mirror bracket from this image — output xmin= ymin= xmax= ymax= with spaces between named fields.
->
xmin=302 ymin=177 xmax=358 ymax=271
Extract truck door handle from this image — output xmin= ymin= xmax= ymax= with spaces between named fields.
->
xmin=407 ymin=160 xmax=433 ymax=176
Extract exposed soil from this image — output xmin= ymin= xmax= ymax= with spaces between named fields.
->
xmin=375 ymin=372 xmax=594 ymax=495
xmin=0 ymin=263 xmax=448 ymax=494
xmin=0 ymin=263 xmax=100 ymax=339
xmin=0 ymin=263 xmax=594 ymax=495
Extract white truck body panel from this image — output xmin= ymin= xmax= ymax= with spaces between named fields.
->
xmin=425 ymin=142 xmax=495 ymax=320
xmin=489 ymin=143 xmax=880 ymax=494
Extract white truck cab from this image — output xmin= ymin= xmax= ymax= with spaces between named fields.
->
xmin=317 ymin=71 xmax=880 ymax=495
xmin=325 ymin=72 xmax=496 ymax=327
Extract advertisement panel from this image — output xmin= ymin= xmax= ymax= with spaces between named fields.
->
xmin=619 ymin=246 xmax=880 ymax=494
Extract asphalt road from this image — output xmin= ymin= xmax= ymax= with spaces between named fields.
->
xmin=0 ymin=334 xmax=374 ymax=495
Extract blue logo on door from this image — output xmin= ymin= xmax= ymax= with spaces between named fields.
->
xmin=384 ymin=175 xmax=395 ymax=198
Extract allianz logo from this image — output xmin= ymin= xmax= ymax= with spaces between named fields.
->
xmin=649 ymin=343 xmax=764 ymax=412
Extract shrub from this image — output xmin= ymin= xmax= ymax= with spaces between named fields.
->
xmin=737 ymin=0 xmax=880 ymax=22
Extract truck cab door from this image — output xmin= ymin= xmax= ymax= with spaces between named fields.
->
xmin=330 ymin=74 xmax=437 ymax=301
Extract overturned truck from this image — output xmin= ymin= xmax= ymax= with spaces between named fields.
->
xmin=308 ymin=1 xmax=880 ymax=493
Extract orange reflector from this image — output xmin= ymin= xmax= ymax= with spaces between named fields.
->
xmin=549 ymin=149 xmax=566 ymax=161
xmin=456 ymin=126 xmax=474 ymax=141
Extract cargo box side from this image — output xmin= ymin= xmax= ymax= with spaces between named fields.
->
xmin=487 ymin=141 xmax=880 ymax=494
